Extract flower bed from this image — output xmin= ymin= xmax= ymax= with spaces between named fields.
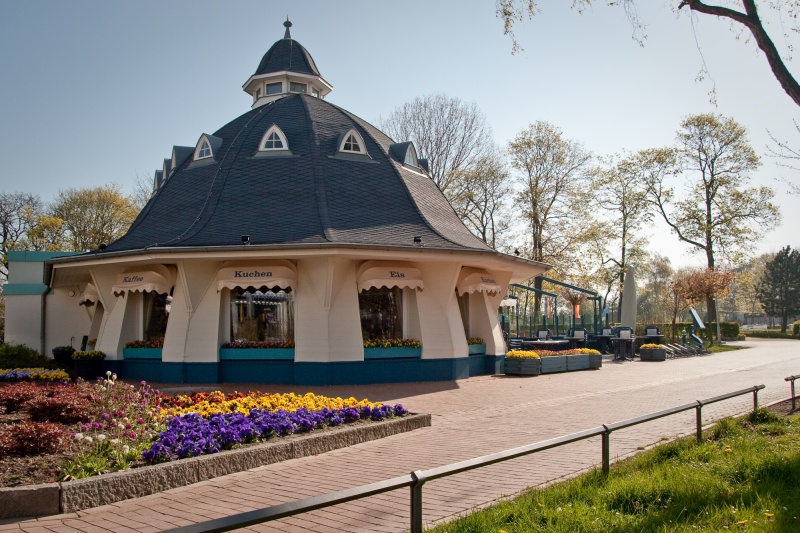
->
xmin=124 ymin=340 xmax=164 ymax=349
xmin=0 ymin=378 xmax=409 ymax=487
xmin=505 ymin=349 xmax=602 ymax=374
xmin=0 ymin=368 xmax=70 ymax=382
xmin=363 ymin=338 xmax=422 ymax=359
xmin=467 ymin=337 xmax=486 ymax=355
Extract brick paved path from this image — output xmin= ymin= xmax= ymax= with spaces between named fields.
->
xmin=2 ymin=339 xmax=797 ymax=532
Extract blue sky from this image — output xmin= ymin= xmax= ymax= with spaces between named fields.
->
xmin=1 ymin=0 xmax=797 ymax=268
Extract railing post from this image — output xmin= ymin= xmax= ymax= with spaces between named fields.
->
xmin=601 ymin=424 xmax=610 ymax=475
xmin=792 ymin=379 xmax=796 ymax=412
xmin=410 ymin=470 xmax=427 ymax=533
xmin=753 ymin=388 xmax=759 ymax=410
xmin=695 ymin=401 xmax=703 ymax=443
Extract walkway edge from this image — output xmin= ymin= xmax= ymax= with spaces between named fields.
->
xmin=0 ymin=413 xmax=431 ymax=520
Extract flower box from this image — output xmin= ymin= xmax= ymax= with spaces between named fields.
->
xmin=364 ymin=347 xmax=422 ymax=360
xmin=640 ymin=348 xmax=666 ymax=361
xmin=123 ymin=348 xmax=163 ymax=360
xmin=51 ymin=346 xmax=75 ymax=365
xmin=588 ymin=353 xmax=602 ymax=369
xmin=219 ymin=348 xmax=295 ymax=360
xmin=566 ymin=354 xmax=590 ymax=371
xmin=468 ymin=343 xmax=486 ymax=355
xmin=540 ymin=355 xmax=567 ymax=374
xmin=504 ymin=358 xmax=541 ymax=375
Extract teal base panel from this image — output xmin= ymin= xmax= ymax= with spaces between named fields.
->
xmin=108 ymin=357 xmax=480 ymax=385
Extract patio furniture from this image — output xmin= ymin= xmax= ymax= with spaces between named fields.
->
xmin=612 ymin=326 xmax=635 ymax=361
xmin=642 ymin=325 xmax=664 ymax=345
xmin=565 ymin=328 xmax=588 ymax=349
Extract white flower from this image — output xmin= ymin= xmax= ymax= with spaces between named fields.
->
xmin=118 ymin=423 xmax=125 ymax=430
xmin=110 ymin=438 xmax=120 ymax=445
xmin=96 ymin=434 xmax=106 ymax=441
xmin=73 ymin=433 xmax=84 ymax=441
xmin=106 ymin=371 xmax=112 ymax=377
xmin=84 ymin=436 xmax=93 ymax=444
xmin=122 ymin=445 xmax=130 ymax=454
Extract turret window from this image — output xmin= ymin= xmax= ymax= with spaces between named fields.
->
xmin=264 ymin=132 xmax=283 ymax=149
xmin=266 ymin=82 xmax=282 ymax=95
xmin=404 ymin=144 xmax=419 ymax=167
xmin=289 ymin=82 xmax=307 ymax=94
xmin=258 ymin=125 xmax=289 ymax=152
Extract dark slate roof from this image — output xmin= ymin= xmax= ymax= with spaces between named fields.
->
xmin=253 ymin=37 xmax=321 ymax=78
xmin=100 ymin=94 xmax=491 ymax=254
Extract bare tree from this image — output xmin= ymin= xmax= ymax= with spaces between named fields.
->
xmin=0 ymin=192 xmax=43 ymax=278
xmin=497 ymin=1 xmax=800 ymax=107
xmin=378 ymin=93 xmax=494 ymax=196
xmin=449 ymin=152 xmax=513 ymax=249
xmin=131 ymin=172 xmax=156 ymax=210
xmin=646 ymin=114 xmax=780 ymax=322
xmin=508 ymin=120 xmax=595 ymax=314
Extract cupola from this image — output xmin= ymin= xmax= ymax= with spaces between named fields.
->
xmin=243 ymin=20 xmax=333 ymax=108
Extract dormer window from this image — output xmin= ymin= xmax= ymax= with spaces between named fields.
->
xmin=266 ymin=82 xmax=282 ymax=95
xmin=339 ymin=129 xmax=366 ymax=154
xmin=290 ymin=82 xmax=307 ymax=94
xmin=258 ymin=125 xmax=289 ymax=152
xmin=197 ymin=139 xmax=212 ymax=159
xmin=311 ymin=87 xmax=320 ymax=98
xmin=404 ymin=144 xmax=419 ymax=167
xmin=192 ymin=134 xmax=222 ymax=163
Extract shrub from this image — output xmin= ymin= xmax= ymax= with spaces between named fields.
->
xmin=743 ymin=330 xmax=799 ymax=339
xmin=467 ymin=338 xmax=485 ymax=345
xmin=71 ymin=350 xmax=106 ymax=360
xmin=0 ymin=381 xmax=42 ymax=412
xmin=0 ymin=344 xmax=52 ymax=369
xmin=793 ymin=320 xmax=800 ymax=336
xmin=0 ymin=421 xmax=71 ymax=456
xmin=25 ymin=385 xmax=102 ymax=423
xmin=124 ymin=340 xmax=163 ymax=349
xmin=363 ymin=338 xmax=421 ymax=349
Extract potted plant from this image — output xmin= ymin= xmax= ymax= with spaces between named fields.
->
xmin=219 ymin=339 xmax=296 ymax=360
xmin=467 ymin=337 xmax=486 ymax=355
xmin=51 ymin=345 xmax=75 ymax=366
xmin=504 ymin=350 xmax=541 ymax=375
xmin=71 ymin=350 xmax=106 ymax=380
xmin=363 ymin=339 xmax=422 ymax=360
xmin=640 ymin=343 xmax=667 ymax=361
xmin=123 ymin=339 xmax=164 ymax=359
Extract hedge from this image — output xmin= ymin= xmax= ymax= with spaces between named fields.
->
xmin=634 ymin=322 xmax=740 ymax=341
xmin=744 ymin=330 xmax=800 ymax=339
xmin=794 ymin=320 xmax=800 ymax=336
xmin=0 ymin=344 xmax=54 ymax=369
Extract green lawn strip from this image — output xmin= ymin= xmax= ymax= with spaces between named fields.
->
xmin=706 ymin=344 xmax=747 ymax=354
xmin=429 ymin=410 xmax=800 ymax=532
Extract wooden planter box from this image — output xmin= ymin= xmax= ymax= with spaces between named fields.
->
xmin=566 ymin=354 xmax=590 ymax=371
xmin=504 ymin=358 xmax=541 ymax=376
xmin=363 ymin=347 xmax=422 ymax=360
xmin=468 ymin=343 xmax=486 ymax=355
xmin=588 ymin=353 xmax=602 ymax=369
xmin=540 ymin=355 xmax=567 ymax=374
xmin=122 ymin=348 xmax=162 ymax=359
xmin=219 ymin=348 xmax=295 ymax=360
xmin=640 ymin=348 xmax=666 ymax=361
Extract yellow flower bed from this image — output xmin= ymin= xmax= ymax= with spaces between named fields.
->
xmin=640 ymin=343 xmax=666 ymax=349
xmin=162 ymin=391 xmax=382 ymax=418
xmin=506 ymin=350 xmax=540 ymax=359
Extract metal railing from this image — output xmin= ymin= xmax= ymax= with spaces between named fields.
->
xmin=786 ymin=374 xmax=800 ymax=411
xmin=166 ymin=384 xmax=765 ymax=533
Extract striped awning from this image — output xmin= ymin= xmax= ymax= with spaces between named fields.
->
xmin=357 ymin=261 xmax=423 ymax=292
xmin=216 ymin=260 xmax=296 ymax=292
xmin=457 ymin=268 xmax=502 ymax=296
xmin=112 ymin=265 xmax=174 ymax=296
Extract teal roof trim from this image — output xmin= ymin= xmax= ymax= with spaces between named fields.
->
xmin=7 ymin=251 xmax=82 ymax=262
xmin=2 ymin=283 xmax=49 ymax=295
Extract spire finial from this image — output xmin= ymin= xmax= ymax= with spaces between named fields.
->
xmin=283 ymin=17 xmax=292 ymax=39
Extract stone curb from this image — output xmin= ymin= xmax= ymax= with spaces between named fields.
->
xmin=0 ymin=413 xmax=431 ymax=520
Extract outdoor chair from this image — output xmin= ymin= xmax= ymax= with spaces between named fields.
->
xmin=536 ymin=329 xmax=551 ymax=340
xmin=644 ymin=325 xmax=661 ymax=337
xmin=568 ymin=328 xmax=588 ymax=348
xmin=613 ymin=326 xmax=635 ymax=360
xmin=601 ymin=327 xmax=613 ymax=336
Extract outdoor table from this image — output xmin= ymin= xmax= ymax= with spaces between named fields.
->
xmin=521 ymin=339 xmax=570 ymax=351
xmin=611 ymin=337 xmax=636 ymax=361
xmin=594 ymin=334 xmax=614 ymax=354
xmin=642 ymin=333 xmax=664 ymax=344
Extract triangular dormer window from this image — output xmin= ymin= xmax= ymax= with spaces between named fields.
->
xmin=339 ymin=129 xmax=366 ymax=154
xmin=196 ymin=138 xmax=212 ymax=160
xmin=259 ymin=125 xmax=288 ymax=151
xmin=404 ymin=143 xmax=419 ymax=167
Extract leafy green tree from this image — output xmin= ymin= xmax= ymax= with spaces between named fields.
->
xmin=757 ymin=245 xmax=800 ymax=332
xmin=647 ymin=113 xmax=780 ymax=322
xmin=50 ymin=184 xmax=139 ymax=251
xmin=496 ymin=1 xmax=800 ymax=107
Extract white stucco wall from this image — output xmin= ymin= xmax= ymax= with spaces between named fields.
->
xmin=44 ymin=286 xmax=94 ymax=354
xmin=4 ymin=295 xmax=43 ymax=351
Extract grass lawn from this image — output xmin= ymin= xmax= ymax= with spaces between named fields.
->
xmin=707 ymin=344 xmax=747 ymax=354
xmin=430 ymin=408 xmax=800 ymax=532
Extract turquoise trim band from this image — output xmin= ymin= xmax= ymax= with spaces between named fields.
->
xmin=2 ymin=283 xmax=48 ymax=295
xmin=364 ymin=347 xmax=422 ymax=360
xmin=7 ymin=251 xmax=82 ymax=262
xmin=219 ymin=348 xmax=295 ymax=360
xmin=123 ymin=348 xmax=163 ymax=359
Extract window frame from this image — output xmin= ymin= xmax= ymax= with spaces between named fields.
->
xmin=194 ymin=137 xmax=213 ymax=160
xmin=266 ymin=82 xmax=282 ymax=95
xmin=289 ymin=82 xmax=307 ymax=94
xmin=257 ymin=125 xmax=290 ymax=154
xmin=338 ymin=128 xmax=367 ymax=155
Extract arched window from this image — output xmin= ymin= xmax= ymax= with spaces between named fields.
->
xmin=196 ymin=139 xmax=212 ymax=160
xmin=258 ymin=125 xmax=289 ymax=152
xmin=338 ymin=129 xmax=366 ymax=154
xmin=404 ymin=143 xmax=418 ymax=167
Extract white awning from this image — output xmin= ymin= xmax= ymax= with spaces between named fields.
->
xmin=112 ymin=265 xmax=174 ymax=297
xmin=499 ymin=297 xmax=517 ymax=307
xmin=216 ymin=260 xmax=296 ymax=292
xmin=457 ymin=268 xmax=502 ymax=296
xmin=357 ymin=261 xmax=423 ymax=292
xmin=78 ymin=284 xmax=98 ymax=306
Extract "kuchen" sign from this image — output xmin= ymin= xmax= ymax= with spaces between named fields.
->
xmin=234 ymin=270 xmax=273 ymax=278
